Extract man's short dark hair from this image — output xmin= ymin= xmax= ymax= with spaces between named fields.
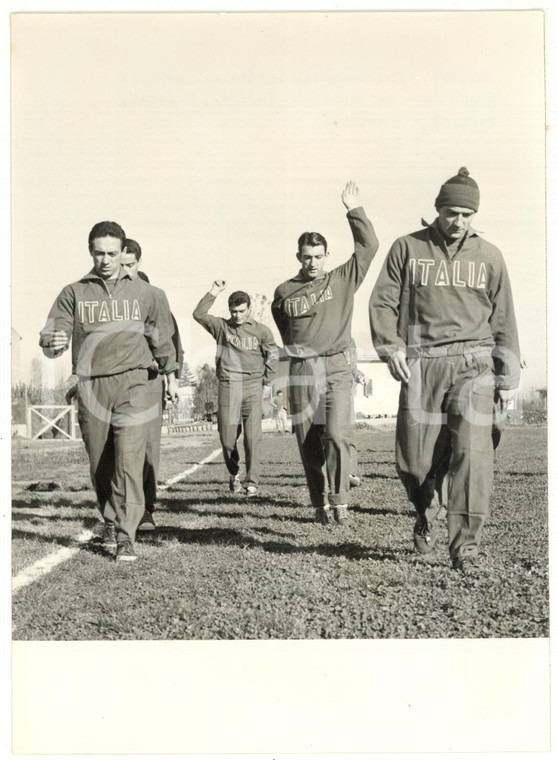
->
xmin=228 ymin=291 xmax=251 ymax=309
xmin=297 ymin=232 xmax=328 ymax=253
xmin=125 ymin=238 xmax=142 ymax=260
xmin=88 ymin=221 xmax=126 ymax=251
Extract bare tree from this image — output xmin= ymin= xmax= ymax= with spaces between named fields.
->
xmin=249 ymin=292 xmax=273 ymax=327
xmin=178 ymin=360 xmax=196 ymax=388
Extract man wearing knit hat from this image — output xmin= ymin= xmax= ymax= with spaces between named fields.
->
xmin=369 ymin=167 xmax=521 ymax=572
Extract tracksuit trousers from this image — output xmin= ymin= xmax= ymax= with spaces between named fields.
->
xmin=396 ymin=348 xmax=495 ymax=561
xmin=349 ymin=380 xmax=358 ymax=476
xmin=274 ymin=408 xmax=288 ymax=433
xmin=217 ymin=378 xmax=263 ymax=486
xmin=434 ymin=396 xmax=506 ymax=507
xmin=77 ymin=368 xmax=159 ymax=543
xmin=143 ymin=373 xmax=164 ymax=512
xmin=289 ymin=352 xmax=352 ymax=508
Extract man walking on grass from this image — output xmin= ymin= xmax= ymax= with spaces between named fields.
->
xmin=271 ymin=389 xmax=288 ymax=434
xmin=121 ymin=238 xmax=183 ymax=533
xmin=369 ymin=167 xmax=521 ymax=572
xmin=272 ymin=182 xmax=379 ymax=525
xmin=40 ymin=221 xmax=179 ymax=562
xmin=193 ymin=282 xmax=278 ymax=497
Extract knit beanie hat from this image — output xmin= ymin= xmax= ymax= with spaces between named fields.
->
xmin=435 ymin=167 xmax=480 ymax=212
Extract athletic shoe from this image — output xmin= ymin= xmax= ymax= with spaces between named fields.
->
xmin=102 ymin=522 xmax=117 ymax=547
xmin=229 ymin=475 xmax=242 ymax=493
xmin=245 ymin=485 xmax=258 ymax=497
xmin=413 ymin=514 xmax=437 ymax=554
xmin=315 ymin=506 xmax=331 ymax=525
xmin=349 ymin=475 xmax=361 ymax=488
xmin=138 ymin=510 xmax=156 ymax=532
xmin=333 ymin=504 xmax=350 ymax=525
xmin=116 ymin=540 xmax=137 ymax=562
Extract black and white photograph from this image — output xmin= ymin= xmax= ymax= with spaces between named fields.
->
xmin=7 ymin=4 xmax=552 ymax=755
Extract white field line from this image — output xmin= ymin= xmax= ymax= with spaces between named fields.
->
xmin=12 ymin=529 xmax=94 ymax=594
xmin=12 ymin=446 xmax=223 ymax=594
xmin=158 ymin=446 xmax=222 ymax=490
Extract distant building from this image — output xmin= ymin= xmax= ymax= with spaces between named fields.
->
xmin=352 ymin=347 xmax=399 ymax=418
xmin=536 ymin=388 xmax=547 ymax=407
xmin=271 ymin=345 xmax=399 ymax=417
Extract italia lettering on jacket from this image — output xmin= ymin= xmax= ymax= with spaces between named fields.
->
xmin=224 ymin=331 xmax=260 ymax=351
xmin=284 ymin=286 xmax=333 ymax=317
xmin=409 ymin=259 xmax=487 ymax=288
xmin=77 ymin=299 xmax=142 ymax=324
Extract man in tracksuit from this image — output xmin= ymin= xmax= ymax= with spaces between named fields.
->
xmin=193 ymin=282 xmax=278 ymax=496
xmin=122 ymin=238 xmax=184 ymax=532
xmin=369 ymin=167 xmax=521 ymax=572
xmin=272 ymin=182 xmax=379 ymax=525
xmin=39 ymin=221 xmax=179 ymax=562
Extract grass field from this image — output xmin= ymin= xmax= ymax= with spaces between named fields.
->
xmin=12 ymin=424 xmax=548 ymax=640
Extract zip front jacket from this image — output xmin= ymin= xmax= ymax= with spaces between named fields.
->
xmin=272 ymin=207 xmax=379 ymax=358
xmin=369 ymin=220 xmax=521 ymax=388
xmin=39 ymin=268 xmax=178 ymax=377
xmin=193 ymin=292 xmax=278 ymax=383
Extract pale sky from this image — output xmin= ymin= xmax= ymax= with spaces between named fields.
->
xmin=11 ymin=10 xmax=547 ymax=394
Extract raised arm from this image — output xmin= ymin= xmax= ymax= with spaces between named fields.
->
xmin=192 ymin=280 xmax=226 ymax=337
xmin=341 ymin=180 xmax=360 ymax=211
xmin=337 ymin=181 xmax=379 ymax=289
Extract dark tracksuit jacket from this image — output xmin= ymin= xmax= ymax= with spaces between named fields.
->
xmin=272 ymin=207 xmax=379 ymax=359
xmin=193 ymin=293 xmax=278 ymax=485
xmin=369 ymin=219 xmax=521 ymax=560
xmin=40 ymin=268 xmax=178 ymax=377
xmin=39 ymin=267 xmax=178 ymax=542
xmin=140 ymin=281 xmax=184 ymax=511
xmin=271 ymin=206 xmax=379 ymax=508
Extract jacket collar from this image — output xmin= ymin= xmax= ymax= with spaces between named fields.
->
xmin=226 ymin=317 xmax=254 ymax=327
xmin=421 ymin=217 xmax=481 ymax=242
xmin=291 ymin=269 xmax=327 ymax=283
xmin=80 ymin=265 xmax=133 ymax=284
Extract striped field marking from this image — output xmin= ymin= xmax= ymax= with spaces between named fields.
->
xmin=158 ymin=446 xmax=222 ymax=490
xmin=12 ymin=528 xmax=95 ymax=594
xmin=12 ymin=446 xmax=223 ymax=594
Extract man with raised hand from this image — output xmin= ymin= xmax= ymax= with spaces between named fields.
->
xmin=272 ymin=182 xmax=379 ymax=526
xmin=121 ymin=238 xmax=184 ymax=533
xmin=369 ymin=167 xmax=521 ymax=572
xmin=193 ymin=283 xmax=278 ymax=497
xmin=39 ymin=221 xmax=179 ymax=562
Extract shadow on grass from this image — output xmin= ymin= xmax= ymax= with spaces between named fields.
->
xmin=12 ymin=516 xmax=100 ymax=548
xmin=12 ymin=497 xmax=97 ymax=510
xmin=158 ymin=495 xmax=308 ymax=514
xmin=153 ymin=524 xmax=399 ymax=562
xmin=350 ymin=504 xmax=414 ymax=517
xmin=499 ymin=471 xmax=547 ymax=478
xmin=172 ymin=507 xmax=315 ymax=525
xmin=170 ymin=472 xmax=305 ymax=486
xmin=12 ymin=510 xmax=100 ymax=526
